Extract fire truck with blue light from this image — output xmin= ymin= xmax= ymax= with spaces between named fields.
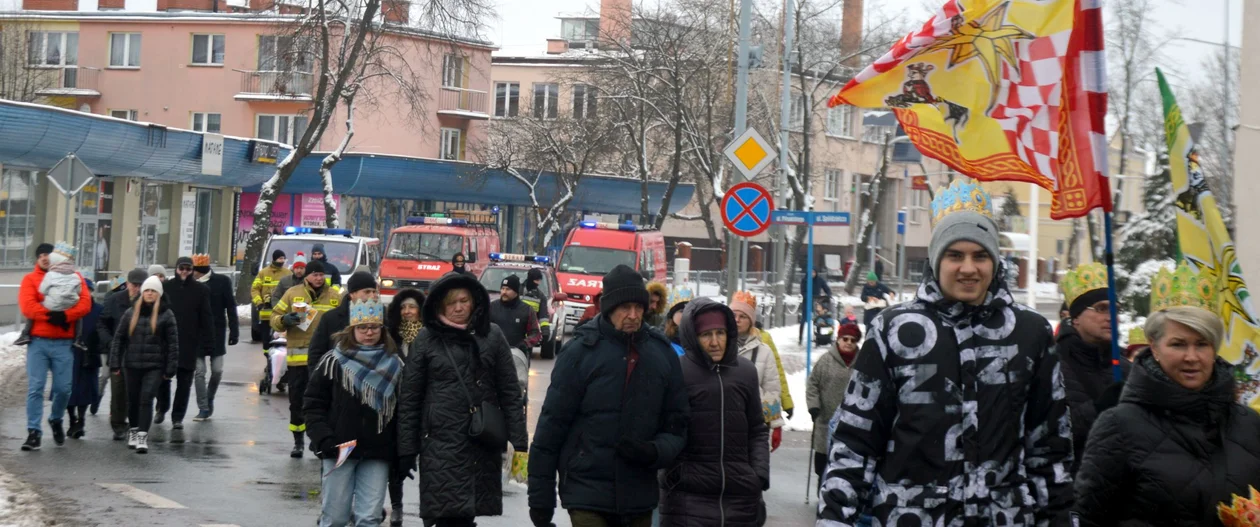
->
xmin=554 ymin=220 xmax=667 ymax=336
xmin=378 ymin=210 xmax=500 ymax=301
xmin=479 ymin=253 xmax=560 ymax=358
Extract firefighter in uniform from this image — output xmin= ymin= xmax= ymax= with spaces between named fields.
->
xmin=523 ymin=268 xmax=551 ymax=344
xmin=270 ymin=259 xmax=340 ymax=458
xmin=251 ymin=250 xmax=290 ymax=343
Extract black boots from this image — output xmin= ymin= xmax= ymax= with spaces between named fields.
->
xmin=20 ymin=429 xmax=40 ymax=451
xmin=67 ymin=416 xmax=85 ymax=439
xmin=49 ymin=419 xmax=65 ymax=446
xmin=290 ymin=432 xmax=304 ymax=458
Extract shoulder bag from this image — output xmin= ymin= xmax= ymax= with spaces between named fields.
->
xmin=439 ymin=342 xmax=507 ymax=451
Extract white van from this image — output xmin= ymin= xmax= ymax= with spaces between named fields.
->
xmin=260 ymin=226 xmax=383 ymax=279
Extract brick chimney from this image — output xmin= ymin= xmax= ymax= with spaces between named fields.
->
xmin=546 ymin=38 xmax=569 ymax=55
xmin=598 ymin=0 xmax=631 ymax=48
xmin=382 ymin=0 xmax=409 ymax=25
xmin=840 ymin=0 xmax=863 ymax=67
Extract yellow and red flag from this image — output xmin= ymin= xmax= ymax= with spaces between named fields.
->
xmin=829 ymin=0 xmax=1110 ymax=219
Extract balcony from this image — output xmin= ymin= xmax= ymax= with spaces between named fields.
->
xmin=35 ymin=67 xmax=100 ymax=97
xmin=437 ymin=86 xmax=489 ymax=120
xmin=234 ymin=70 xmax=314 ymax=102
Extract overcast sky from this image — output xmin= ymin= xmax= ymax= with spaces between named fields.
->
xmin=487 ymin=0 xmax=1244 ymax=81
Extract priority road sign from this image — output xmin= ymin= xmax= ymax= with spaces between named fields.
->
xmin=723 ymin=127 xmax=777 ymax=180
xmin=721 ymin=182 xmax=774 ymax=237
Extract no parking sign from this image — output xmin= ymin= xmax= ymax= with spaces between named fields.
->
xmin=721 ymin=182 xmax=774 ymax=237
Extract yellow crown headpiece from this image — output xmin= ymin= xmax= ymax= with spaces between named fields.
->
xmin=192 ymin=254 xmax=211 ymax=267
xmin=1150 ymin=262 xmax=1218 ymax=313
xmin=1127 ymin=326 xmax=1147 ymax=347
xmin=930 ymin=178 xmax=994 ymax=225
xmin=1218 ymin=486 xmax=1260 ymax=527
xmin=1062 ymin=262 xmax=1110 ymax=308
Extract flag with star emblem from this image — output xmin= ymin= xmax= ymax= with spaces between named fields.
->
xmin=829 ymin=0 xmax=1110 ymax=220
xmin=1158 ymin=68 xmax=1260 ymax=411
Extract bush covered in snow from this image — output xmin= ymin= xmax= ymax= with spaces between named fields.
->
xmin=1121 ymin=259 xmax=1175 ymax=316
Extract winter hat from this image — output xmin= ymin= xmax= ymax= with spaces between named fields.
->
xmin=148 ymin=264 xmax=167 ymax=277
xmin=49 ymin=241 xmax=75 ymax=266
xmin=928 ymin=179 xmax=1000 ymax=278
xmin=305 ymin=259 xmax=326 ymax=276
xmin=346 ymin=271 xmax=377 ymax=295
xmin=192 ymin=254 xmax=211 ymax=274
xmin=271 ymin=249 xmax=286 ymax=264
xmin=501 ymin=274 xmax=522 ymax=296
xmin=866 ymin=271 xmax=878 ymax=281
xmin=837 ymin=323 xmax=862 ymax=341
xmin=599 ymin=265 xmax=650 ymax=317
xmin=311 ymin=243 xmax=326 ymax=256
xmin=141 ymin=276 xmax=164 ymax=296
xmin=292 ymin=252 xmax=308 ymax=270
xmin=127 ymin=268 xmax=148 ymax=285
xmin=35 ymin=243 xmax=54 ymax=258
xmin=693 ymin=310 xmax=727 ymax=335
xmin=176 ymin=256 xmax=195 ymax=269
xmin=527 ymin=267 xmax=543 ymax=285
xmin=730 ymin=291 xmax=757 ymax=323
xmin=667 ymin=300 xmax=689 ymax=321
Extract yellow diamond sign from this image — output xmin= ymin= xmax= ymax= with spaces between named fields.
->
xmin=723 ymin=127 xmax=777 ymax=179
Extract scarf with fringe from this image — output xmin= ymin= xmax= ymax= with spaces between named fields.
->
xmin=319 ymin=343 xmax=403 ymax=433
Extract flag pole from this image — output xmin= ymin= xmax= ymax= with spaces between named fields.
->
xmin=1103 ymin=209 xmax=1123 ymax=382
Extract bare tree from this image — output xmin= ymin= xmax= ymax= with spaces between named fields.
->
xmin=842 ymin=132 xmax=893 ymax=294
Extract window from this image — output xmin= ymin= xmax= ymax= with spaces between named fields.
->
xmin=863 ymin=124 xmax=896 ymax=143
xmin=494 ymin=82 xmax=519 ymax=118
xmin=533 ymin=83 xmax=559 ymax=119
xmin=191 ymin=112 xmax=221 ymax=133
xmin=826 ymin=105 xmax=853 ymax=137
xmin=193 ymin=188 xmax=214 ymax=255
xmin=1056 ymin=239 xmax=1066 ymax=255
xmin=27 ymin=31 xmax=77 ymax=66
xmin=561 ymin=18 xmax=599 ymax=43
xmin=910 ymin=188 xmax=925 ymax=223
xmin=110 ymin=109 xmax=138 ymax=121
xmin=440 ymin=128 xmax=464 ymax=160
xmin=572 ymin=84 xmax=597 ymax=119
xmin=256 ymin=114 xmax=309 ymax=144
xmin=824 ymin=169 xmax=841 ymax=200
xmin=0 ymin=169 xmax=39 ymax=268
xmin=442 ymin=55 xmax=464 ymax=88
xmin=109 ymin=33 xmax=141 ymax=67
xmin=789 ymin=93 xmax=806 ymax=130
xmin=191 ymin=34 xmax=225 ymax=65
xmin=258 ymin=35 xmax=308 ymax=71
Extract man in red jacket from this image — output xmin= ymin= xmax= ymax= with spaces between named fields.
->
xmin=18 ymin=242 xmax=92 ymax=451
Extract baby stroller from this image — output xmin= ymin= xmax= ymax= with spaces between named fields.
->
xmin=259 ymin=332 xmax=289 ymax=395
xmin=813 ymin=297 xmax=838 ymax=347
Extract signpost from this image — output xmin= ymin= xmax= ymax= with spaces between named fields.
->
xmin=722 ymin=128 xmax=777 ymax=295
xmin=45 ymin=154 xmax=96 ymax=241
xmin=771 ymin=210 xmax=850 ymax=375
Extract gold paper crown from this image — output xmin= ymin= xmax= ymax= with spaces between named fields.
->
xmin=1061 ymin=262 xmax=1109 ymax=308
xmin=192 ymin=254 xmax=211 ymax=267
xmin=733 ymin=290 xmax=757 ymax=309
xmin=1127 ymin=326 xmax=1147 ymax=347
xmin=1218 ymin=486 xmax=1260 ymax=527
xmin=349 ymin=299 xmax=385 ymax=327
xmin=1150 ymin=262 xmax=1218 ymax=313
xmin=929 ymin=178 xmax=995 ymax=225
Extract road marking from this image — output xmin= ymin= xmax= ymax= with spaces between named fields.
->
xmin=97 ymin=483 xmax=187 ymax=509
xmin=200 ymin=524 xmax=242 ymax=527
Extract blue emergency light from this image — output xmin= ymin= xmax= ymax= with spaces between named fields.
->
xmin=579 ymin=220 xmax=637 ymax=232
xmin=284 ymin=226 xmax=354 ymax=236
xmin=489 ymin=253 xmax=551 ymax=264
xmin=406 ymin=215 xmax=469 ymax=226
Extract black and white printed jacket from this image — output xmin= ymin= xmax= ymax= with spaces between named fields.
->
xmin=818 ymin=264 xmax=1074 ymax=527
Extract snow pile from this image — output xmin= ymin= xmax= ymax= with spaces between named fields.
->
xmin=0 ymin=337 xmax=52 ymax=525
xmin=783 ymin=369 xmax=815 ymax=433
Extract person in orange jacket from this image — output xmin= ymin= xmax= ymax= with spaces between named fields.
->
xmin=18 ymin=242 xmax=92 ymax=451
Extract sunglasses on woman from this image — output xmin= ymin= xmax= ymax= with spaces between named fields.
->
xmin=839 ymin=336 xmax=859 ymax=343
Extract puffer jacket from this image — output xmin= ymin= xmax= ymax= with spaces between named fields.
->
xmin=818 ymin=264 xmax=1074 ymax=526
xmin=659 ymin=298 xmax=769 ymax=527
xmin=108 ymin=301 xmax=179 ymax=377
xmin=396 ymin=272 xmax=528 ymax=519
xmin=98 ymin=288 xmax=135 ymax=349
xmin=1073 ymin=353 xmax=1260 ymax=526
xmin=806 ymin=346 xmax=853 ymax=452
xmin=735 ymin=331 xmax=783 ymax=428
xmin=528 ymin=310 xmax=689 ymax=516
xmin=304 ymin=346 xmax=399 ymax=461
xmin=164 ymin=275 xmax=214 ymax=370
xmin=1056 ymin=324 xmax=1118 ymax=473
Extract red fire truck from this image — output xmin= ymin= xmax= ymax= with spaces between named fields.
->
xmin=378 ymin=211 xmax=500 ymax=301
xmin=554 ymin=220 xmax=667 ymax=335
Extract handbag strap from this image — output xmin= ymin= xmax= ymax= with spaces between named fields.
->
xmin=438 ymin=342 xmax=478 ymax=413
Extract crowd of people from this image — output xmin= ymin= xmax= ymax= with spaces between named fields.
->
xmin=14 ymin=178 xmax=1260 ymax=527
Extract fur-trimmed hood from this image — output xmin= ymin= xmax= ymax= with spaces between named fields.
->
xmin=387 ymin=288 xmax=427 ymax=343
xmin=646 ymin=281 xmax=669 ymax=317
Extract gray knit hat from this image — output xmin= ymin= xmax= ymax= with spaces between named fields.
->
xmin=928 ymin=211 xmax=1001 ymax=277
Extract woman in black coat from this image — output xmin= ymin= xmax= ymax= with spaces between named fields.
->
xmin=659 ymin=298 xmax=769 ymax=527
xmin=1074 ymin=306 xmax=1260 ymax=526
xmin=382 ymin=287 xmax=424 ymax=527
xmin=109 ymin=276 xmax=179 ymax=454
xmin=396 ymin=273 xmax=527 ymax=527
xmin=66 ymin=294 xmax=102 ymax=439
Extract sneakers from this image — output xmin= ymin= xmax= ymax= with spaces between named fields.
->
xmin=172 ymin=421 xmax=184 ymax=430
xmin=135 ymin=432 xmax=148 ymax=454
xmin=154 ymin=411 xmax=166 ymax=424
xmin=49 ymin=419 xmax=65 ymax=446
xmin=20 ymin=430 xmax=40 ymax=451
xmin=127 ymin=428 xmax=139 ymax=449
xmin=193 ymin=410 xmax=211 ymax=422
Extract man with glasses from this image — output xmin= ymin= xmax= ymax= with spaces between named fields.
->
xmin=1056 ymin=261 xmax=1119 ymax=474
xmin=157 ymin=256 xmax=215 ymax=431
xmin=271 ymin=259 xmax=337 ymax=458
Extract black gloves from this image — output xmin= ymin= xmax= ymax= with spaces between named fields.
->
xmin=529 ymin=508 xmax=555 ymax=527
xmin=228 ymin=335 xmax=239 ymax=346
xmin=396 ymin=455 xmax=417 ymax=480
xmin=47 ymin=311 xmax=68 ymax=329
xmin=809 ymin=407 xmax=821 ymax=421
xmin=615 ymin=439 xmax=658 ymax=466
xmin=786 ymin=407 xmax=794 ymax=420
xmin=281 ymin=312 xmax=302 ymax=327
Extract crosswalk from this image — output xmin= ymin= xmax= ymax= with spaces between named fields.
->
xmin=98 ymin=483 xmax=242 ymax=526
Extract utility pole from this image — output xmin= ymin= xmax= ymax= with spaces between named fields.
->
xmin=725 ymin=0 xmax=753 ymax=301
xmin=772 ymin=0 xmax=796 ymax=326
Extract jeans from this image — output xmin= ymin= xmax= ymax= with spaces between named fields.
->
xmin=157 ymin=367 xmax=194 ymax=423
xmin=570 ymin=510 xmax=653 ymax=527
xmin=319 ymin=458 xmax=389 ymax=527
xmin=194 ymin=355 xmax=224 ymax=412
xmin=26 ymin=338 xmax=74 ymax=431
xmin=125 ymin=368 xmax=164 ymax=433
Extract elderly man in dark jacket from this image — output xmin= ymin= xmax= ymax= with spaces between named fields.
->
xmin=659 ymin=298 xmax=769 ymax=526
xmin=1056 ymin=262 xmax=1120 ymax=474
xmin=98 ymin=268 xmax=147 ymax=440
xmin=528 ymin=265 xmax=689 ymax=527
xmin=156 ymin=256 xmax=214 ymax=430
xmin=191 ymin=256 xmax=239 ymax=421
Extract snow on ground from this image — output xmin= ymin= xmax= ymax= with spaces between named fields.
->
xmin=236 ymin=304 xmax=253 ymax=319
xmin=0 ymin=333 xmax=54 ymax=526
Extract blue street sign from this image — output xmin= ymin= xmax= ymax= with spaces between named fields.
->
xmin=897 ymin=210 xmax=907 ymax=235
xmin=769 ymin=208 xmax=851 ymax=376
xmin=814 ymin=212 xmax=851 ymax=226
xmin=770 ymin=210 xmax=850 ymax=226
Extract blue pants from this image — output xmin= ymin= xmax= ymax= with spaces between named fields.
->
xmin=26 ymin=338 xmax=74 ymax=431
xmin=320 ymin=458 xmax=389 ymax=527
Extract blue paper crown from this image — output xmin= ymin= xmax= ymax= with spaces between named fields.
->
xmin=349 ymin=299 xmax=385 ymax=326
xmin=930 ymin=178 xmax=995 ymax=225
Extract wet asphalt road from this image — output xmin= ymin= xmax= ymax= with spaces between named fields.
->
xmin=0 ymin=336 xmax=821 ymax=527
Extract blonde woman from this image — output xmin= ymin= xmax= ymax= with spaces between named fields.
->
xmin=108 ymin=276 xmax=178 ymax=454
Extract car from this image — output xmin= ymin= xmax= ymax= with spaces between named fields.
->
xmin=479 ymin=253 xmax=561 ymax=359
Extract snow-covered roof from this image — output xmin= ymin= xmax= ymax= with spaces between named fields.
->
xmin=999 ymin=232 xmax=1032 ymax=253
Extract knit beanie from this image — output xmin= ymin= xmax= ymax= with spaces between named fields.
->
xmin=730 ymin=291 xmax=757 ymax=323
xmin=271 ymin=249 xmax=286 ymax=264
xmin=35 ymin=243 xmax=54 ymax=258
xmin=667 ymin=300 xmax=689 ymax=321
xmin=292 ymin=252 xmax=308 ymax=269
xmin=127 ymin=268 xmax=148 ymax=285
xmin=305 ymin=259 xmax=326 ymax=275
xmin=866 ymin=271 xmax=878 ymax=281
xmin=1069 ymin=289 xmax=1110 ymax=319
xmin=599 ymin=264 xmax=650 ymax=317
xmin=527 ymin=268 xmax=543 ymax=285
xmin=837 ymin=323 xmax=862 ymax=341
xmin=148 ymin=264 xmax=167 ymax=277
xmin=928 ymin=211 xmax=1001 ymax=277
xmin=346 ymin=271 xmax=377 ymax=294
xmin=311 ymin=243 xmax=326 ymax=256
xmin=141 ymin=276 xmax=164 ymax=296
xmin=501 ymin=274 xmax=522 ymax=296
xmin=693 ymin=310 xmax=727 ymax=335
